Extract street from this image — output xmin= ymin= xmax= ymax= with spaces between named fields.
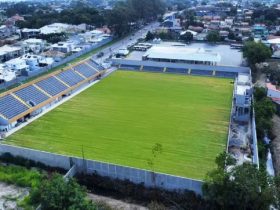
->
xmin=93 ymin=22 xmax=159 ymax=64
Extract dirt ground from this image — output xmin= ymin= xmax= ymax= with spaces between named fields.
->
xmin=88 ymin=193 xmax=148 ymax=210
xmin=271 ymin=115 xmax=280 ymax=176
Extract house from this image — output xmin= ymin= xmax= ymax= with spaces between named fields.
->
xmin=180 ymin=30 xmax=198 ymax=37
xmin=252 ymin=24 xmax=269 ymax=39
xmin=5 ymin=57 xmax=29 ymax=75
xmin=188 ymin=26 xmax=204 ymax=33
xmin=219 ymin=30 xmax=229 ymax=38
xmin=51 ymin=42 xmax=74 ymax=53
xmin=0 ymin=25 xmax=12 ymax=38
xmin=80 ymin=30 xmax=104 ymax=43
xmin=0 ymin=64 xmax=16 ymax=83
xmin=234 ymin=74 xmax=252 ymax=122
xmin=267 ymin=83 xmax=280 ymax=99
xmin=21 ymin=28 xmax=41 ymax=39
xmin=41 ymin=50 xmax=66 ymax=62
xmin=22 ymin=38 xmax=46 ymax=54
xmin=40 ymin=23 xmax=86 ymax=35
xmin=0 ymin=45 xmax=23 ymax=62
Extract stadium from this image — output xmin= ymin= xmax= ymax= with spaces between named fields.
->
xmin=0 ymin=48 xmax=255 ymax=192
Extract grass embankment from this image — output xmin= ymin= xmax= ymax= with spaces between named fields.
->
xmin=0 ymin=164 xmax=43 ymax=188
xmin=6 ymin=71 xmax=233 ymax=179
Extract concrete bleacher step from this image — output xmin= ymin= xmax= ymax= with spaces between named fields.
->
xmin=85 ymin=62 xmax=99 ymax=72
xmin=72 ymin=68 xmax=87 ymax=79
xmin=0 ymin=113 xmax=7 ymax=120
xmin=10 ymin=93 xmax=31 ymax=108
xmin=33 ymin=84 xmax=52 ymax=98
xmin=53 ymin=75 xmax=71 ymax=87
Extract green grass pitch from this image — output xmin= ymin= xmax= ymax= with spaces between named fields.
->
xmin=5 ymin=71 xmax=233 ymax=179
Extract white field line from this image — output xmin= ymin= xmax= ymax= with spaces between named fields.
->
xmin=5 ymin=68 xmax=116 ymax=138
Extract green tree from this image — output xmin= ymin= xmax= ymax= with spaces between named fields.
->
xmin=254 ymin=97 xmax=276 ymax=138
xmin=243 ymin=41 xmax=272 ymax=65
xmin=203 ymin=153 xmax=274 ymax=210
xmin=180 ymin=31 xmax=193 ymax=43
xmin=206 ymin=31 xmax=220 ymax=43
xmin=146 ymin=31 xmax=155 ymax=41
xmin=31 ymin=174 xmax=96 ymax=210
xmin=228 ymin=31 xmax=236 ymax=40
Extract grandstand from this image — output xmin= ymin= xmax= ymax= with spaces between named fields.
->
xmin=0 ymin=58 xmax=104 ymax=132
xmin=119 ymin=63 xmax=240 ymax=78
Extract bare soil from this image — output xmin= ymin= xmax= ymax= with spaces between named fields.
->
xmin=88 ymin=193 xmax=148 ymax=210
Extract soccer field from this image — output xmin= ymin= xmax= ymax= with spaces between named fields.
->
xmin=5 ymin=71 xmax=233 ymax=179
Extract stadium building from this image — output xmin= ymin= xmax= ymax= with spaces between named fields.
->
xmin=142 ymin=45 xmax=221 ymax=65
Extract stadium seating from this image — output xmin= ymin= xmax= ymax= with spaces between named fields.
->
xmin=0 ymin=60 xmax=104 ymax=122
xmin=36 ymin=76 xmax=68 ymax=96
xmin=87 ymin=60 xmax=104 ymax=71
xmin=191 ymin=69 xmax=213 ymax=76
xmin=166 ymin=68 xmax=187 ymax=74
xmin=74 ymin=63 xmax=98 ymax=78
xmin=216 ymin=71 xmax=237 ymax=78
xmin=142 ymin=66 xmax=164 ymax=72
xmin=14 ymin=85 xmax=50 ymax=106
xmin=120 ymin=64 xmax=141 ymax=70
xmin=56 ymin=70 xmax=84 ymax=86
xmin=0 ymin=94 xmax=29 ymax=119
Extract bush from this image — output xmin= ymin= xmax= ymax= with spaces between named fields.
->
xmin=76 ymin=173 xmax=210 ymax=209
xmin=0 ymin=164 xmax=43 ymax=188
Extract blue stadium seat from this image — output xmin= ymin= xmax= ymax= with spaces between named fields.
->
xmin=0 ymin=94 xmax=29 ymax=119
xmin=215 ymin=71 xmax=237 ymax=78
xmin=56 ymin=70 xmax=84 ymax=86
xmin=87 ymin=60 xmax=104 ymax=71
xmin=191 ymin=70 xmax=213 ymax=76
xmin=166 ymin=68 xmax=187 ymax=74
xmin=120 ymin=64 xmax=141 ymax=70
xmin=142 ymin=66 xmax=163 ymax=72
xmin=74 ymin=63 xmax=98 ymax=78
xmin=14 ymin=85 xmax=50 ymax=106
xmin=36 ymin=76 xmax=68 ymax=96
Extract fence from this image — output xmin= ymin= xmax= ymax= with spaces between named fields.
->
xmin=0 ymin=144 xmax=203 ymax=194
xmin=0 ymin=37 xmax=113 ymax=90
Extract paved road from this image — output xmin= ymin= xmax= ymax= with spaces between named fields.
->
xmin=94 ymin=22 xmax=159 ymax=64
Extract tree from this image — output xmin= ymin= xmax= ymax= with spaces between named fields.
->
xmin=180 ymin=31 xmax=193 ymax=43
xmin=254 ymin=87 xmax=267 ymax=101
xmin=206 ymin=31 xmax=220 ymax=43
xmin=254 ymin=97 xmax=276 ymax=138
xmin=243 ymin=41 xmax=272 ymax=65
xmin=203 ymin=153 xmax=274 ymax=210
xmin=146 ymin=31 xmax=155 ymax=41
xmin=147 ymin=143 xmax=163 ymax=188
xmin=31 ymin=174 xmax=96 ymax=210
xmin=228 ymin=31 xmax=236 ymax=40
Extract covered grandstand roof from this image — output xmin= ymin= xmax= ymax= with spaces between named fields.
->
xmin=143 ymin=46 xmax=221 ymax=63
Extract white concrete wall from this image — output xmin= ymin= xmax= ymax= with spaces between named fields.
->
xmin=0 ymin=144 xmax=203 ymax=194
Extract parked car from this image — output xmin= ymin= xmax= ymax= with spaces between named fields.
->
xmin=97 ymin=52 xmax=104 ymax=58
